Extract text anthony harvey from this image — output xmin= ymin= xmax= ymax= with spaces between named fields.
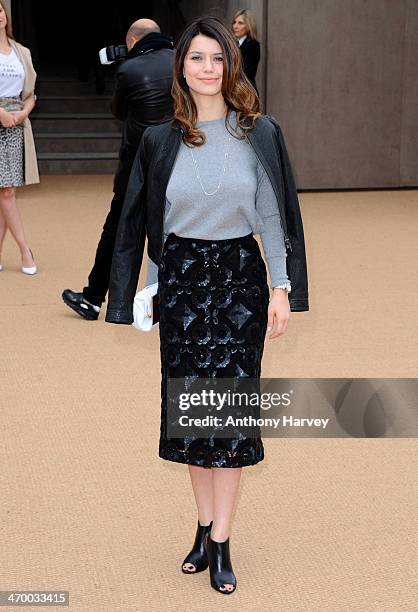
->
xmin=178 ymin=416 xmax=330 ymax=429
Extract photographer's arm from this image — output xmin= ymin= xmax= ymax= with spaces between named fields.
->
xmin=110 ymin=66 xmax=128 ymax=121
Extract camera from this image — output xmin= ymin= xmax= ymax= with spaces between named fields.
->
xmin=99 ymin=45 xmax=128 ymax=65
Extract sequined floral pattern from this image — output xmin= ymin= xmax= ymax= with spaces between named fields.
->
xmin=158 ymin=233 xmax=270 ymax=468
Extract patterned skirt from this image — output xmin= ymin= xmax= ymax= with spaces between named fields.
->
xmin=0 ymin=96 xmax=24 ymax=188
xmin=158 ymin=232 xmax=270 ymax=468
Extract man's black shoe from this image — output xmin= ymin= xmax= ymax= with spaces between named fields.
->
xmin=62 ymin=289 xmax=100 ymax=321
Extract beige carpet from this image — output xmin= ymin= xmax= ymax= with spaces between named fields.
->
xmin=0 ymin=176 xmax=417 ymax=612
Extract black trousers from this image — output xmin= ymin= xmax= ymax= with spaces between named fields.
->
xmin=82 ymin=191 xmax=125 ymax=307
xmin=158 ymin=232 xmax=270 ymax=468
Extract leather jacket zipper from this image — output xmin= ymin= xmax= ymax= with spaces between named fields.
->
xmin=160 ymin=196 xmax=167 ymax=259
xmin=247 ymin=135 xmax=293 ymax=253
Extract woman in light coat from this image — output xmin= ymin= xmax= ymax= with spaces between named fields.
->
xmin=0 ymin=1 xmax=39 ymax=274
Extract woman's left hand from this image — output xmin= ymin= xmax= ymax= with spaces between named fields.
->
xmin=267 ymin=288 xmax=290 ymax=340
xmin=10 ymin=110 xmax=27 ymax=125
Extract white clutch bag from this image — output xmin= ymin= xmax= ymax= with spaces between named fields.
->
xmin=132 ymin=282 xmax=159 ymax=331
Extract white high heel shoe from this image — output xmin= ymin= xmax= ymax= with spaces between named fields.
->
xmin=21 ymin=249 xmax=37 ymax=275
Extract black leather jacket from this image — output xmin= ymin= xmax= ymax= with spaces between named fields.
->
xmin=105 ymin=113 xmax=309 ymax=324
xmin=111 ymin=33 xmax=174 ymax=194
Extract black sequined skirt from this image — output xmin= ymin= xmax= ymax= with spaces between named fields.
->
xmin=158 ymin=232 xmax=270 ymax=468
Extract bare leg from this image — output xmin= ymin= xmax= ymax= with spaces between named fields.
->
xmin=0 ymin=206 xmax=7 ymax=264
xmin=0 ymin=187 xmax=35 ymax=267
xmin=211 ymin=466 xmax=242 ymax=592
xmin=183 ymin=464 xmax=241 ymax=588
xmin=212 ymin=467 xmax=241 ymax=540
xmin=188 ymin=465 xmax=214 ymax=524
xmin=182 ymin=465 xmax=213 ymax=572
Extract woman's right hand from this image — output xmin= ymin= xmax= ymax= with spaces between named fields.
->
xmin=0 ymin=109 xmax=17 ymax=128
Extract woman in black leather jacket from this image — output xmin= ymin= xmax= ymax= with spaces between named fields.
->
xmin=106 ymin=16 xmax=308 ymax=596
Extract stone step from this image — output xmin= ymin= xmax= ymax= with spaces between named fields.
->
xmin=37 ymin=152 xmax=119 ymax=175
xmin=31 ymin=113 xmax=121 ymax=133
xmin=36 ymin=77 xmax=116 ymax=97
xmin=37 ymin=151 xmax=118 ymax=160
xmin=36 ymin=96 xmax=113 ymax=114
xmin=34 ymin=132 xmax=121 ymax=154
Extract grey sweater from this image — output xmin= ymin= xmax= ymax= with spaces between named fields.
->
xmin=145 ymin=111 xmax=291 ymax=290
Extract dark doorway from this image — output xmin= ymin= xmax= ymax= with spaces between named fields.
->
xmin=12 ymin=0 xmax=187 ymax=79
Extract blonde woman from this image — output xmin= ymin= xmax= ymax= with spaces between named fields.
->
xmin=232 ymin=8 xmax=260 ymax=92
xmin=0 ymin=1 xmax=39 ymax=274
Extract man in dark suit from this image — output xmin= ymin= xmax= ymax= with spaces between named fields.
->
xmin=62 ymin=19 xmax=174 ymax=320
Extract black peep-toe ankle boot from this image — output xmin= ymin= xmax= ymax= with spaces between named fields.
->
xmin=206 ymin=535 xmax=237 ymax=594
xmin=181 ymin=520 xmax=213 ymax=574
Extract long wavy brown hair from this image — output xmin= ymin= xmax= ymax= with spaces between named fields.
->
xmin=172 ymin=16 xmax=260 ymax=147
